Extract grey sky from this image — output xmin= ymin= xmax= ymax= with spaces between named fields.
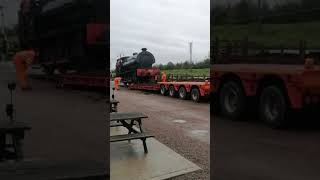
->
xmin=0 ymin=0 xmax=20 ymax=27
xmin=110 ymin=0 xmax=210 ymax=69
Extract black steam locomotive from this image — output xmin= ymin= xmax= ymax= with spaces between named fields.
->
xmin=18 ymin=0 xmax=108 ymax=74
xmin=115 ymin=48 xmax=157 ymax=83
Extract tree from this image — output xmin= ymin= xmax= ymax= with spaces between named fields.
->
xmin=158 ymin=64 xmax=164 ymax=70
xmin=301 ymin=0 xmax=320 ymax=9
xmin=167 ymin=62 xmax=174 ymax=69
xmin=233 ymin=0 xmax=255 ymax=23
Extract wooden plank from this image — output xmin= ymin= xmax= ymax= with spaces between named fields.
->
xmin=110 ymin=99 xmax=119 ymax=104
xmin=110 ymin=132 xmax=154 ymax=142
xmin=0 ymin=122 xmax=31 ymax=132
xmin=0 ymin=160 xmax=108 ymax=180
xmin=110 ymin=121 xmax=135 ymax=127
xmin=110 ymin=112 xmax=148 ymax=122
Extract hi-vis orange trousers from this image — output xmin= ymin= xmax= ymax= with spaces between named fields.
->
xmin=14 ymin=61 xmax=29 ymax=89
xmin=12 ymin=50 xmax=35 ymax=89
xmin=114 ymin=77 xmax=120 ymax=90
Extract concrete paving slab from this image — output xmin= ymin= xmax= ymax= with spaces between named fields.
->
xmin=110 ymin=127 xmax=201 ymax=180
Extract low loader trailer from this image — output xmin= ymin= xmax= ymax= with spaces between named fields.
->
xmin=128 ymin=78 xmax=210 ymax=102
xmin=115 ymin=48 xmax=210 ymax=102
xmin=56 ymin=72 xmax=108 ymax=88
xmin=212 ymin=38 xmax=320 ymax=128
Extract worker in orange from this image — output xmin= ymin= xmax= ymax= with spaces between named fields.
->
xmin=12 ymin=47 xmax=37 ymax=90
xmin=161 ymin=72 xmax=167 ymax=82
xmin=114 ymin=77 xmax=121 ymax=90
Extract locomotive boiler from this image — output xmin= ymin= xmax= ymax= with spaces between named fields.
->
xmin=115 ymin=48 xmax=160 ymax=84
xmin=18 ymin=0 xmax=108 ymax=74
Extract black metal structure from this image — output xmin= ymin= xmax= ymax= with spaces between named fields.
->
xmin=115 ymin=48 xmax=155 ymax=83
xmin=18 ymin=0 xmax=108 ymax=74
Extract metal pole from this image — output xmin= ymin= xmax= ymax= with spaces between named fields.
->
xmin=0 ymin=5 xmax=7 ymax=61
xmin=189 ymin=42 xmax=193 ymax=64
xmin=257 ymin=0 xmax=262 ymax=32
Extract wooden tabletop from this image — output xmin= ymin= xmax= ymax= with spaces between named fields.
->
xmin=0 ymin=121 xmax=31 ymax=132
xmin=110 ymin=99 xmax=120 ymax=104
xmin=110 ymin=112 xmax=148 ymax=122
xmin=0 ymin=160 xmax=108 ymax=180
xmin=106 ymin=99 xmax=119 ymax=103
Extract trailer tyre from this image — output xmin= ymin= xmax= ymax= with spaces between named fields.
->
xmin=160 ymin=85 xmax=167 ymax=95
xmin=259 ymin=86 xmax=288 ymax=128
xmin=191 ymin=88 xmax=200 ymax=102
xmin=219 ymin=81 xmax=246 ymax=119
xmin=179 ymin=86 xmax=188 ymax=100
xmin=169 ymin=86 xmax=177 ymax=97
xmin=43 ymin=66 xmax=55 ymax=76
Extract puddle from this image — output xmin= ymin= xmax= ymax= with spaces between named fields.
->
xmin=191 ymin=130 xmax=208 ymax=136
xmin=172 ymin=119 xmax=187 ymax=123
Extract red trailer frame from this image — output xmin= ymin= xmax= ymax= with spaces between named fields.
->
xmin=57 ymin=74 xmax=108 ymax=88
xmin=212 ymin=38 xmax=320 ymax=128
xmin=212 ymin=64 xmax=320 ymax=109
xmin=128 ymin=80 xmax=210 ymax=102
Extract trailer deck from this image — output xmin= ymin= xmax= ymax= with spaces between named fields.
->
xmin=212 ymin=38 xmax=320 ymax=127
xmin=128 ymin=80 xmax=210 ymax=102
xmin=57 ymin=73 xmax=108 ymax=88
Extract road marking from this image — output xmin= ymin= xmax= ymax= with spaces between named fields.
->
xmin=191 ymin=130 xmax=208 ymax=136
xmin=172 ymin=119 xmax=187 ymax=123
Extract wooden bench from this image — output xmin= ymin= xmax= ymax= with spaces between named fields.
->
xmin=110 ymin=132 xmax=154 ymax=153
xmin=0 ymin=121 xmax=31 ymax=161
xmin=0 ymin=159 xmax=108 ymax=180
xmin=110 ymin=112 xmax=154 ymax=153
xmin=110 ymin=121 xmax=136 ymax=127
xmin=109 ymin=99 xmax=119 ymax=113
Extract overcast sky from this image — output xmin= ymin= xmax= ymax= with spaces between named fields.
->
xmin=0 ymin=0 xmax=19 ymax=27
xmin=110 ymin=0 xmax=210 ymax=69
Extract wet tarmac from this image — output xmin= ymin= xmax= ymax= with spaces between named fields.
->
xmin=0 ymin=62 xmax=108 ymax=178
xmin=110 ymin=126 xmax=200 ymax=180
xmin=112 ymin=85 xmax=210 ymax=179
xmin=213 ymin=114 xmax=320 ymax=180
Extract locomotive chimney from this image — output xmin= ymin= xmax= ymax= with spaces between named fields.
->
xmin=142 ymin=48 xmax=147 ymax=51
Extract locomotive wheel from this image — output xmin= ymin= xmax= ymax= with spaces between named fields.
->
xmin=178 ymin=86 xmax=188 ymax=100
xmin=169 ymin=86 xmax=177 ymax=97
xmin=160 ymin=85 xmax=167 ymax=95
xmin=219 ymin=81 xmax=246 ymax=119
xmin=259 ymin=86 xmax=288 ymax=128
xmin=191 ymin=88 xmax=200 ymax=102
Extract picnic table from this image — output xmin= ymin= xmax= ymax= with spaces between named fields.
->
xmin=110 ymin=112 xmax=154 ymax=153
xmin=0 ymin=160 xmax=108 ymax=180
xmin=109 ymin=99 xmax=119 ymax=113
xmin=0 ymin=121 xmax=31 ymax=161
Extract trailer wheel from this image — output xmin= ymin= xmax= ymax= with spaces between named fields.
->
xmin=43 ymin=66 xmax=55 ymax=76
xmin=178 ymin=86 xmax=188 ymax=100
xmin=219 ymin=81 xmax=245 ymax=119
xmin=259 ymin=86 xmax=288 ymax=128
xmin=160 ymin=85 xmax=167 ymax=95
xmin=191 ymin=88 xmax=200 ymax=102
xmin=169 ymin=86 xmax=177 ymax=97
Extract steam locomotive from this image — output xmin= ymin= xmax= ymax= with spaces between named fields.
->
xmin=115 ymin=48 xmax=160 ymax=84
xmin=18 ymin=0 xmax=108 ymax=74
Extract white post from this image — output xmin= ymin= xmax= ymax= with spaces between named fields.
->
xmin=189 ymin=42 xmax=193 ymax=64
